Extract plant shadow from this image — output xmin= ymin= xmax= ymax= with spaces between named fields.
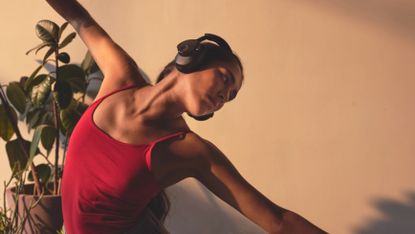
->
xmin=354 ymin=191 xmax=415 ymax=234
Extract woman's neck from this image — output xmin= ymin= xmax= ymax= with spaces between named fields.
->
xmin=136 ymin=70 xmax=187 ymax=123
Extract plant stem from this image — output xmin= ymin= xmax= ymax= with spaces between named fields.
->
xmin=39 ymin=152 xmax=53 ymax=165
xmin=58 ymin=131 xmax=69 ymax=195
xmin=52 ymin=49 xmax=61 ymax=196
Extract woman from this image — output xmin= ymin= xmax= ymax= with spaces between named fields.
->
xmin=45 ymin=0 xmax=327 ymax=233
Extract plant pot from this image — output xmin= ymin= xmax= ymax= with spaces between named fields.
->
xmin=5 ymin=183 xmax=63 ymax=234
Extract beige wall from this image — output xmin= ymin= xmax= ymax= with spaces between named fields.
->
xmin=1 ymin=0 xmax=415 ymax=233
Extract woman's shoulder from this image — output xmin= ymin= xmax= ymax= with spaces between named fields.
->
xmin=162 ymin=130 xmax=217 ymax=162
xmin=150 ymin=130 xmax=215 ymax=187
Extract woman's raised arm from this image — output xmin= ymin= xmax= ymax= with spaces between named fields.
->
xmin=45 ymin=0 xmax=149 ymax=98
xmin=187 ymin=135 xmax=327 ymax=234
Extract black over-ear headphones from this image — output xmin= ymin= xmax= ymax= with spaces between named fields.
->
xmin=175 ymin=33 xmax=233 ymax=121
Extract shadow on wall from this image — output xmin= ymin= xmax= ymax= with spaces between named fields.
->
xmin=165 ymin=179 xmax=265 ymax=234
xmin=296 ymin=0 xmax=415 ymax=40
xmin=353 ymin=191 xmax=415 ymax=234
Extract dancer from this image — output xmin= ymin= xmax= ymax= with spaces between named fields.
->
xmin=45 ymin=0 xmax=327 ymax=233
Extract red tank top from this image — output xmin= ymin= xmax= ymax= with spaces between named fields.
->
xmin=61 ymin=84 xmax=189 ymax=234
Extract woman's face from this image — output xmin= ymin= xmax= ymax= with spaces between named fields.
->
xmin=182 ymin=59 xmax=243 ymax=117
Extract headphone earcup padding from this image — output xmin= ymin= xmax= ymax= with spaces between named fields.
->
xmin=175 ymin=43 xmax=207 ymax=73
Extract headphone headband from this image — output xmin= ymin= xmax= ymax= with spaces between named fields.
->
xmin=196 ymin=33 xmax=232 ymax=53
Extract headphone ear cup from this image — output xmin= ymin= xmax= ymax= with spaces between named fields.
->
xmin=177 ymin=39 xmax=199 ymax=56
xmin=175 ymin=41 xmax=207 ymax=73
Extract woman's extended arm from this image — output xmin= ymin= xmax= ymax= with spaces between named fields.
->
xmin=187 ymin=135 xmax=327 ymax=234
xmin=44 ymin=0 xmax=149 ymax=98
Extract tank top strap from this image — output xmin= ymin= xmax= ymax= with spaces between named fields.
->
xmin=150 ymin=130 xmax=193 ymax=145
xmin=145 ymin=130 xmax=193 ymax=171
xmin=90 ymin=83 xmax=142 ymax=106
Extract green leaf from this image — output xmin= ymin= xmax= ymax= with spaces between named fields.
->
xmin=30 ymin=124 xmax=49 ymax=162
xmin=5 ymin=139 xmax=38 ymax=176
xmin=19 ymin=76 xmax=29 ymax=95
xmin=59 ymin=64 xmax=86 ymax=93
xmin=26 ymin=107 xmax=43 ymax=132
xmin=81 ymin=50 xmax=93 ymax=71
xmin=41 ymin=125 xmax=56 ymax=155
xmin=52 ymin=164 xmax=63 ymax=179
xmin=59 ymin=32 xmax=76 ymax=49
xmin=25 ymin=65 xmax=44 ymax=91
xmin=6 ymin=139 xmax=27 ymax=176
xmin=27 ymin=109 xmax=41 ymax=131
xmin=6 ymin=82 xmax=27 ymax=114
xmin=28 ymin=164 xmax=51 ymax=184
xmin=26 ymin=74 xmax=47 ymax=94
xmin=31 ymin=75 xmax=51 ymax=105
xmin=60 ymin=99 xmax=83 ymax=135
xmin=34 ymin=110 xmax=49 ymax=130
xmin=35 ymin=42 xmax=52 ymax=55
xmin=81 ymin=50 xmax=100 ymax=74
xmin=57 ymin=52 xmax=70 ymax=64
xmin=39 ymin=111 xmax=51 ymax=126
xmin=35 ymin=20 xmax=59 ymax=43
xmin=58 ymin=22 xmax=69 ymax=41
xmin=43 ymin=47 xmax=55 ymax=64
xmin=20 ymin=76 xmax=29 ymax=87
xmin=53 ymin=80 xmax=73 ymax=109
xmin=0 ymin=104 xmax=16 ymax=141
xmin=77 ymin=101 xmax=88 ymax=114
xmin=25 ymin=42 xmax=50 ymax=55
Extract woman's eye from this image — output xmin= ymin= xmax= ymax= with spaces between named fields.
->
xmin=222 ymin=74 xmax=229 ymax=84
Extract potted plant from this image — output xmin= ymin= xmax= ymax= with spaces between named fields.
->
xmin=0 ymin=19 xmax=102 ymax=233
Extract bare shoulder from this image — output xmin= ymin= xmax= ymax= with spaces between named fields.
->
xmin=150 ymin=131 xmax=215 ymax=188
xmin=154 ymin=131 xmax=212 ymax=168
xmin=166 ymin=131 xmax=221 ymax=166
xmin=170 ymin=131 xmax=212 ymax=157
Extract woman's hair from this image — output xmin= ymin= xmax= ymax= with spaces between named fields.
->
xmin=146 ymin=190 xmax=170 ymax=223
xmin=147 ymin=42 xmax=244 ymax=224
